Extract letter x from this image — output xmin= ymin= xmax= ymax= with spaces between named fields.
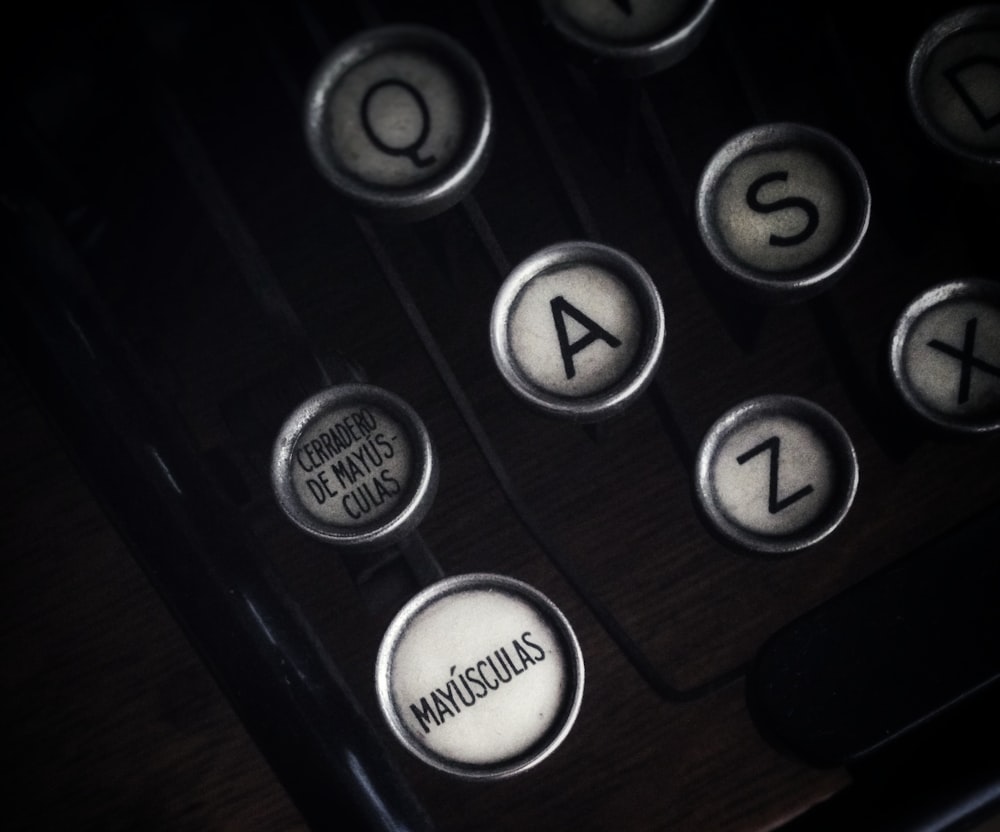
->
xmin=736 ymin=435 xmax=814 ymax=515
xmin=927 ymin=317 xmax=1000 ymax=405
xmin=550 ymin=295 xmax=622 ymax=380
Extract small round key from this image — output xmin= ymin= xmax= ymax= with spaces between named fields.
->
xmin=694 ymin=395 xmax=859 ymax=554
xmin=890 ymin=278 xmax=1000 ymax=434
xmin=696 ymin=123 xmax=871 ymax=302
xmin=540 ymin=0 xmax=720 ymax=76
xmin=908 ymin=6 xmax=1000 ymax=172
xmin=490 ymin=241 xmax=665 ymax=421
xmin=304 ymin=25 xmax=493 ymax=221
xmin=271 ymin=383 xmax=438 ymax=549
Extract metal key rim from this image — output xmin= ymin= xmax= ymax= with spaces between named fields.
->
xmin=540 ymin=0 xmax=721 ymax=76
xmin=907 ymin=5 xmax=1000 ymax=170
xmin=695 ymin=122 xmax=872 ymax=301
xmin=694 ymin=394 xmax=859 ymax=554
xmin=271 ymin=383 xmax=439 ymax=549
xmin=490 ymin=240 xmax=666 ymax=422
xmin=375 ymin=572 xmax=585 ymax=780
xmin=304 ymin=24 xmax=493 ymax=221
xmin=889 ymin=278 xmax=1000 ymax=434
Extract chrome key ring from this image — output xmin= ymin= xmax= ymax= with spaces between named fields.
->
xmin=304 ymin=24 xmax=494 ymax=221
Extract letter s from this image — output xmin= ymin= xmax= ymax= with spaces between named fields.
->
xmin=746 ymin=170 xmax=819 ymax=247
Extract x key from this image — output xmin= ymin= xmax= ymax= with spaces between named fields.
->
xmin=928 ymin=317 xmax=1000 ymax=405
xmin=890 ymin=279 xmax=1000 ymax=434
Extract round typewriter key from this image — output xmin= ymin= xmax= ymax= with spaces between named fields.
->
xmin=375 ymin=573 xmax=584 ymax=779
xmin=889 ymin=279 xmax=1000 ymax=434
xmin=271 ymin=383 xmax=438 ymax=549
xmin=490 ymin=241 xmax=665 ymax=422
xmin=695 ymin=123 xmax=871 ymax=302
xmin=694 ymin=395 xmax=859 ymax=554
xmin=304 ymin=25 xmax=492 ymax=221
xmin=908 ymin=6 xmax=1000 ymax=171
xmin=540 ymin=0 xmax=720 ymax=76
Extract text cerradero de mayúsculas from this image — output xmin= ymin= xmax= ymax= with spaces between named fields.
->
xmin=294 ymin=408 xmax=403 ymax=520
xmin=408 ymin=631 xmax=548 ymax=735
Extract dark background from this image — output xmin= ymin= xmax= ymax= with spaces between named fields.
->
xmin=3 ymin=1 xmax=1000 ymax=830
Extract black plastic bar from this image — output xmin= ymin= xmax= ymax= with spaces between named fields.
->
xmin=748 ymin=502 xmax=1000 ymax=769
xmin=1 ymin=197 xmax=433 ymax=832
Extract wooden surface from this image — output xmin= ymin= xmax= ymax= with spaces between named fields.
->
xmin=3 ymin=1 xmax=999 ymax=830
xmin=1 ymin=352 xmax=308 ymax=831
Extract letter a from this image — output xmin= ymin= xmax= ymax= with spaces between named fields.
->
xmin=550 ymin=295 xmax=622 ymax=380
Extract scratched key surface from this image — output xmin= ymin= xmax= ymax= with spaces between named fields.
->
xmin=4 ymin=1 xmax=1000 ymax=831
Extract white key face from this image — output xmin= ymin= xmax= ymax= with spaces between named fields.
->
xmin=902 ymin=298 xmax=1000 ymax=419
xmin=290 ymin=403 xmax=414 ymax=528
xmin=507 ymin=263 xmax=642 ymax=397
xmin=553 ymin=0 xmax=690 ymax=42
xmin=920 ymin=27 xmax=1000 ymax=153
xmin=327 ymin=49 xmax=465 ymax=187
xmin=713 ymin=147 xmax=847 ymax=274
xmin=387 ymin=585 xmax=573 ymax=767
xmin=709 ymin=415 xmax=835 ymax=538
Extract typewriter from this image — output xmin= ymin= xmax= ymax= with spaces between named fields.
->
xmin=3 ymin=0 xmax=999 ymax=830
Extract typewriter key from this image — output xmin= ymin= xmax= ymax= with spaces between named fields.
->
xmin=695 ymin=123 xmax=871 ymax=302
xmin=271 ymin=383 xmax=438 ymax=549
xmin=304 ymin=25 xmax=493 ymax=220
xmin=490 ymin=241 xmax=665 ymax=422
xmin=694 ymin=395 xmax=859 ymax=554
xmin=540 ymin=0 xmax=720 ymax=76
xmin=375 ymin=573 xmax=584 ymax=779
xmin=890 ymin=279 xmax=1000 ymax=434
xmin=908 ymin=5 xmax=1000 ymax=173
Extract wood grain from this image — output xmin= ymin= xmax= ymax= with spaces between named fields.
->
xmin=3 ymin=1 xmax=998 ymax=830
xmin=1 ymin=353 xmax=308 ymax=831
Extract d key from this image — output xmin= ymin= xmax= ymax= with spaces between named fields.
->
xmin=908 ymin=5 xmax=1000 ymax=173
